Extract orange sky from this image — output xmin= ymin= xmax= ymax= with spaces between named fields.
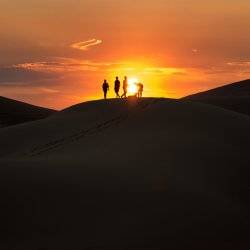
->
xmin=0 ymin=0 xmax=250 ymax=109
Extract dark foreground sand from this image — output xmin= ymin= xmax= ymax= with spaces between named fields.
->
xmin=0 ymin=98 xmax=250 ymax=249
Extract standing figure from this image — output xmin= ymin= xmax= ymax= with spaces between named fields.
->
xmin=114 ymin=76 xmax=121 ymax=98
xmin=121 ymin=76 xmax=128 ymax=98
xmin=137 ymin=83 xmax=144 ymax=98
xmin=102 ymin=79 xmax=109 ymax=99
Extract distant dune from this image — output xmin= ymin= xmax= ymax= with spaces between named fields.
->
xmin=184 ymin=79 xmax=250 ymax=115
xmin=0 ymin=96 xmax=56 ymax=127
xmin=0 ymin=98 xmax=250 ymax=249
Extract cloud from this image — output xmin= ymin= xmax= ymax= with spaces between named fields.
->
xmin=223 ymin=61 xmax=250 ymax=75
xmin=192 ymin=49 xmax=199 ymax=53
xmin=38 ymin=87 xmax=60 ymax=93
xmin=0 ymin=57 xmax=122 ymax=89
xmin=227 ymin=61 xmax=250 ymax=67
xmin=70 ymin=39 xmax=102 ymax=51
xmin=142 ymin=67 xmax=187 ymax=76
xmin=13 ymin=59 xmax=98 ymax=73
xmin=199 ymin=61 xmax=250 ymax=75
xmin=14 ymin=61 xmax=97 ymax=73
xmin=0 ymin=66 xmax=57 ymax=84
xmin=13 ymin=58 xmax=123 ymax=74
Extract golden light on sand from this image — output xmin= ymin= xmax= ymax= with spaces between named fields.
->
xmin=128 ymin=78 xmax=139 ymax=95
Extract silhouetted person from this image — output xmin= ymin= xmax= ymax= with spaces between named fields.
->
xmin=102 ymin=79 xmax=109 ymax=99
xmin=114 ymin=77 xmax=121 ymax=98
xmin=121 ymin=76 xmax=128 ymax=98
xmin=137 ymin=83 xmax=144 ymax=98
xmin=136 ymin=83 xmax=140 ymax=97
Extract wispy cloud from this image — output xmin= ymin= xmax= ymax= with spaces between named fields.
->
xmin=14 ymin=61 xmax=98 ymax=73
xmin=222 ymin=61 xmax=250 ymax=75
xmin=0 ymin=66 xmax=56 ymax=84
xmin=13 ymin=59 xmax=98 ymax=73
xmin=227 ymin=61 xmax=250 ymax=67
xmin=142 ymin=67 xmax=187 ymax=76
xmin=13 ymin=57 xmax=123 ymax=74
xmin=192 ymin=49 xmax=199 ymax=53
xmin=70 ymin=39 xmax=102 ymax=51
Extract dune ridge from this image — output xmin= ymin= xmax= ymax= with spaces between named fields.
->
xmin=184 ymin=79 xmax=250 ymax=115
xmin=0 ymin=96 xmax=56 ymax=128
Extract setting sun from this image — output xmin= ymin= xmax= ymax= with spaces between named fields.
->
xmin=128 ymin=77 xmax=139 ymax=95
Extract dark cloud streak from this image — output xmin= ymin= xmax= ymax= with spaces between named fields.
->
xmin=0 ymin=66 xmax=58 ymax=85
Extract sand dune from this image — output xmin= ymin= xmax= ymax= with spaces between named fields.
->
xmin=0 ymin=96 xmax=56 ymax=128
xmin=0 ymin=98 xmax=250 ymax=249
xmin=184 ymin=79 xmax=250 ymax=116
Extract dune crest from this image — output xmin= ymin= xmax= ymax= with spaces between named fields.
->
xmin=0 ymin=96 xmax=56 ymax=128
xmin=184 ymin=79 xmax=250 ymax=116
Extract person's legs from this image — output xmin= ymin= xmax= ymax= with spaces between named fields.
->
xmin=121 ymin=90 xmax=126 ymax=98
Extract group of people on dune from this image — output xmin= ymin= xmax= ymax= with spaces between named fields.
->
xmin=102 ymin=76 xmax=144 ymax=99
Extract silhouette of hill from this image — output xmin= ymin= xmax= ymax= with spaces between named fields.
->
xmin=0 ymin=98 xmax=250 ymax=249
xmin=0 ymin=96 xmax=56 ymax=127
xmin=184 ymin=79 xmax=250 ymax=115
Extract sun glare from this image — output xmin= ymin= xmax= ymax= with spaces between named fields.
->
xmin=128 ymin=77 xmax=139 ymax=95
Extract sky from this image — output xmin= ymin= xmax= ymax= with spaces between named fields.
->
xmin=0 ymin=0 xmax=250 ymax=109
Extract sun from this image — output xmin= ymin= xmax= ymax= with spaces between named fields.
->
xmin=128 ymin=77 xmax=139 ymax=95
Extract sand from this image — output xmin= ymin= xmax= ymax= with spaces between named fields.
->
xmin=0 ymin=98 xmax=250 ymax=249
xmin=0 ymin=96 xmax=56 ymax=128
xmin=184 ymin=79 xmax=250 ymax=116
